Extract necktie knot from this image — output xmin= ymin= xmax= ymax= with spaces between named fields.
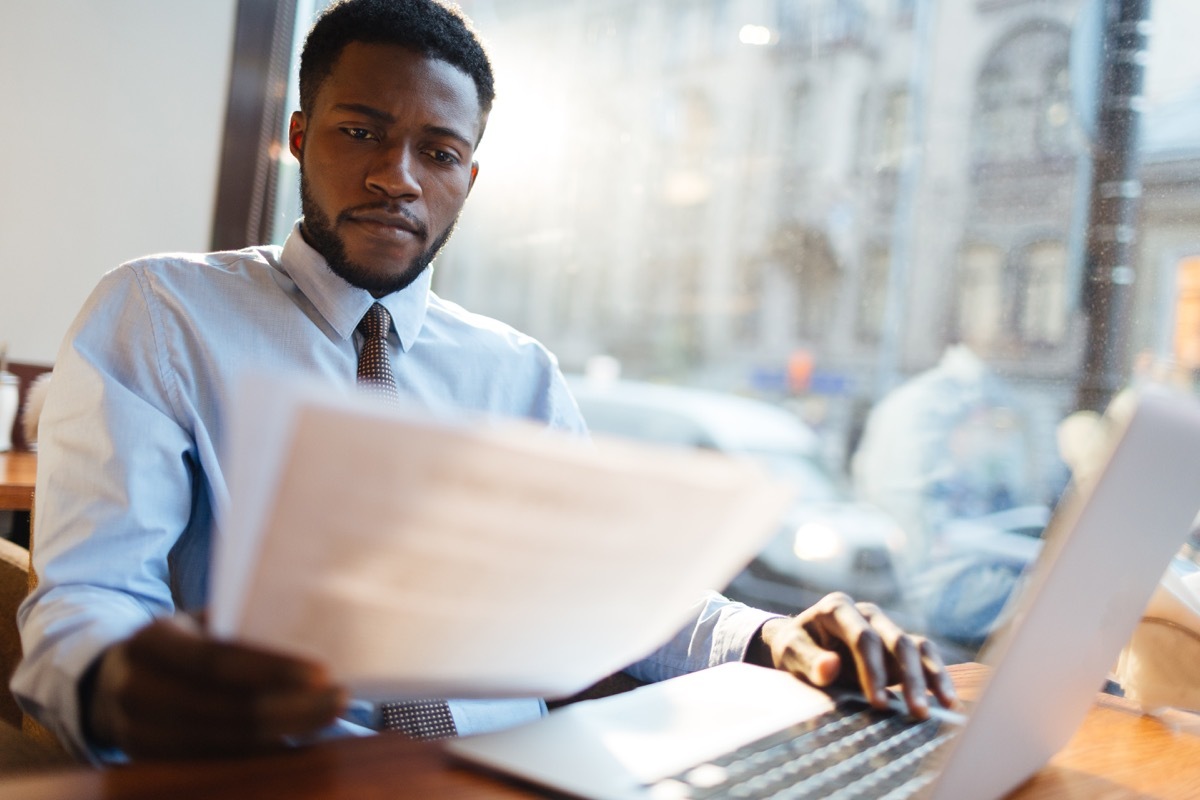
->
xmin=358 ymin=302 xmax=392 ymax=340
xmin=357 ymin=302 xmax=400 ymax=403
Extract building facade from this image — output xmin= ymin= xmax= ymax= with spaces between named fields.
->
xmin=431 ymin=0 xmax=1197 ymax=497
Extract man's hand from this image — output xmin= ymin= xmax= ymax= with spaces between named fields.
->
xmin=748 ymin=592 xmax=958 ymax=719
xmin=86 ymin=617 xmax=346 ymax=758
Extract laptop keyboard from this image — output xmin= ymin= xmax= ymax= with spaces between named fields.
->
xmin=647 ymin=700 xmax=956 ymax=800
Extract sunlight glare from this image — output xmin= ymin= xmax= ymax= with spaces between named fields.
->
xmin=738 ymin=24 xmax=773 ymax=46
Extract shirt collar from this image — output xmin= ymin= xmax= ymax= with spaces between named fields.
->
xmin=280 ymin=221 xmax=431 ymax=352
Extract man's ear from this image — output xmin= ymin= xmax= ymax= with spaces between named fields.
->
xmin=468 ymin=161 xmax=480 ymax=195
xmin=288 ymin=111 xmax=306 ymax=160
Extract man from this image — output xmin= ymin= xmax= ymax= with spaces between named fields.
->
xmin=13 ymin=0 xmax=955 ymax=762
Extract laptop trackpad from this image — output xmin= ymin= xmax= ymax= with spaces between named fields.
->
xmin=446 ymin=662 xmax=836 ymax=800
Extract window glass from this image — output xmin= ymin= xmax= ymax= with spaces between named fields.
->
xmin=272 ymin=0 xmax=1200 ymax=659
xmin=958 ymin=243 xmax=1005 ymax=349
xmin=1022 ymin=240 xmax=1068 ymax=345
xmin=973 ymin=23 xmax=1073 ymax=165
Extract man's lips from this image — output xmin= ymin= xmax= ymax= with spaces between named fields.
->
xmin=344 ymin=210 xmax=427 ymax=240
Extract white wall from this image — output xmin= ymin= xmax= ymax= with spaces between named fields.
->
xmin=0 ymin=0 xmax=238 ymax=363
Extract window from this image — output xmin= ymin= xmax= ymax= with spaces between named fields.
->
xmin=955 ymin=240 xmax=1068 ymax=352
xmin=777 ymin=0 xmax=870 ymax=52
xmin=1020 ymin=240 xmax=1068 ymax=346
xmin=972 ymin=22 xmax=1073 ymax=166
xmin=877 ymin=88 xmax=909 ymax=172
xmin=958 ymin=244 xmax=1005 ymax=350
xmin=857 ymin=244 xmax=890 ymax=343
xmin=235 ymin=0 xmax=1200 ymax=659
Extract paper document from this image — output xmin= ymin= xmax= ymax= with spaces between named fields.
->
xmin=210 ymin=374 xmax=793 ymax=701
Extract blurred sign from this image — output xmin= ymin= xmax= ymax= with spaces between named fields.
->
xmin=749 ymin=366 xmax=788 ymax=394
xmin=748 ymin=364 xmax=852 ymax=396
xmin=809 ymin=371 xmax=853 ymax=396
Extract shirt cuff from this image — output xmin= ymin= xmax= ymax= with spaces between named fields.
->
xmin=711 ymin=603 xmax=785 ymax=666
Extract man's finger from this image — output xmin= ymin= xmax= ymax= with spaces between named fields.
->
xmin=118 ymin=664 xmax=345 ymax=737
xmin=126 ymin=619 xmax=331 ymax=690
xmin=251 ymin=685 xmax=348 ymax=739
xmin=856 ymin=603 xmax=929 ymax=717
xmin=760 ymin=618 xmax=842 ymax=687
xmin=116 ymin=715 xmax=295 ymax=760
xmin=919 ymin=638 xmax=960 ymax=710
xmin=820 ymin=598 xmax=888 ymax=706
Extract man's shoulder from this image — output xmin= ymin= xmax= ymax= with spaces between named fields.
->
xmin=422 ymin=292 xmax=585 ymax=433
xmin=76 ymin=244 xmax=291 ymax=333
xmin=425 ymin=292 xmax=553 ymax=359
xmin=118 ymin=244 xmax=283 ymax=280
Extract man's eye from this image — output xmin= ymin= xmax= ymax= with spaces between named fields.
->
xmin=426 ymin=149 xmax=459 ymax=164
xmin=342 ymin=127 xmax=375 ymax=140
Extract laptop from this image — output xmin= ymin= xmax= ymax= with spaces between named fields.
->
xmin=447 ymin=387 xmax=1200 ymax=800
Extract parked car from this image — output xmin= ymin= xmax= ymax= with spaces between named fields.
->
xmin=565 ymin=375 xmax=907 ymax=610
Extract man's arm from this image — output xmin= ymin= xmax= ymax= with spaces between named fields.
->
xmin=624 ymin=591 xmax=956 ymax=718
xmin=13 ymin=267 xmax=197 ymax=758
xmin=11 ymin=266 xmax=344 ymax=760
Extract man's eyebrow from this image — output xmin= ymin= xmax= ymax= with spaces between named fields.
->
xmin=331 ymin=103 xmax=475 ymax=151
xmin=423 ymin=125 xmax=475 ymax=152
xmin=332 ymin=102 xmax=395 ymax=124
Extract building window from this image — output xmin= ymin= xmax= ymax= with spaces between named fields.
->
xmin=958 ymin=239 xmax=1068 ymax=350
xmin=857 ymin=245 xmax=890 ymax=343
xmin=1020 ymin=240 xmax=1067 ymax=345
xmin=768 ymin=223 xmax=839 ymax=341
xmin=1037 ymin=54 xmax=1073 ymax=157
xmin=972 ymin=22 xmax=1072 ymax=166
xmin=777 ymin=0 xmax=870 ymax=52
xmin=958 ymin=244 xmax=1006 ymax=350
xmin=877 ymin=88 xmax=909 ymax=172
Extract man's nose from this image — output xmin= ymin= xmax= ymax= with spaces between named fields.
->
xmin=366 ymin=145 xmax=421 ymax=199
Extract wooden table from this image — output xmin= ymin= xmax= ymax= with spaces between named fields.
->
xmin=2 ymin=664 xmax=1199 ymax=799
xmin=0 ymin=451 xmax=35 ymax=512
xmin=952 ymin=664 xmax=1200 ymax=798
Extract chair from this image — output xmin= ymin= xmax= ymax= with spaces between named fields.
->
xmin=5 ymin=361 xmax=53 ymax=453
xmin=3 ymin=361 xmax=51 ymax=550
xmin=0 ymin=537 xmax=29 ymax=729
xmin=0 ymin=527 xmax=71 ymax=768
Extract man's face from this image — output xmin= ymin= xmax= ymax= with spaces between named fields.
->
xmin=289 ymin=42 xmax=484 ymax=296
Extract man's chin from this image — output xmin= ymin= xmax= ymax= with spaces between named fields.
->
xmin=326 ymin=254 xmax=428 ymax=296
xmin=319 ymin=217 xmax=454 ymax=296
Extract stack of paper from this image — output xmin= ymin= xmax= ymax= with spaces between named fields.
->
xmin=210 ymin=374 xmax=793 ymax=700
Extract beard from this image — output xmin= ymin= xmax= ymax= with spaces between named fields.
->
xmin=298 ymin=167 xmax=459 ymax=296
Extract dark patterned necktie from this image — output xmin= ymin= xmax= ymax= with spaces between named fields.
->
xmin=356 ymin=303 xmax=458 ymax=739
xmin=379 ymin=699 xmax=458 ymax=740
xmin=356 ymin=302 xmax=401 ymax=404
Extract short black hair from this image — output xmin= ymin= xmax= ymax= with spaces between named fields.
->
xmin=298 ymin=0 xmax=495 ymax=119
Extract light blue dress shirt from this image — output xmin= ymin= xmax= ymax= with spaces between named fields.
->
xmin=12 ymin=225 xmax=778 ymax=760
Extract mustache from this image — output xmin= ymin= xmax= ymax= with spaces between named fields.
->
xmin=338 ymin=203 xmax=429 ymax=240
